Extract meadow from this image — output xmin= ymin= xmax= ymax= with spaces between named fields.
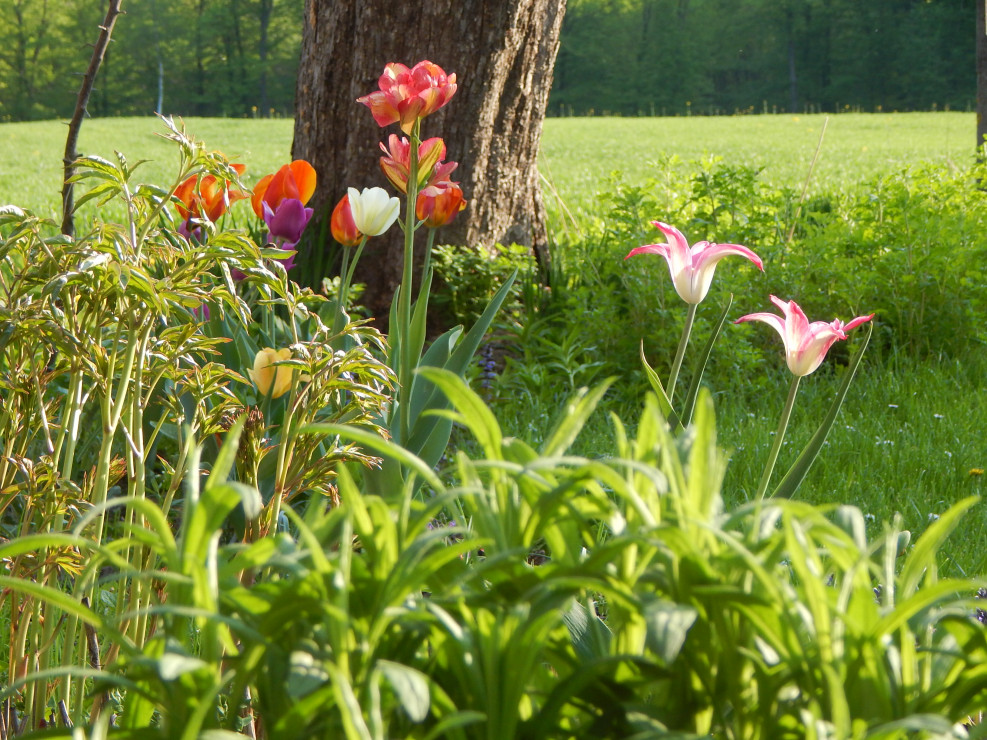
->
xmin=2 ymin=112 xmax=973 ymax=216
xmin=2 ymin=111 xmax=986 ymax=735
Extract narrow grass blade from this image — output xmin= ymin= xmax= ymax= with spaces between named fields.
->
xmin=771 ymin=323 xmax=872 ymax=499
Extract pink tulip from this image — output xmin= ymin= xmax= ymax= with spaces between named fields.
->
xmin=736 ymin=295 xmax=873 ymax=376
xmin=625 ymin=221 xmax=763 ymax=305
xmin=357 ymin=61 xmax=457 ymax=134
xmin=379 ymin=135 xmax=454 ymax=194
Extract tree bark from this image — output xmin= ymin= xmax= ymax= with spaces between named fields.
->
xmin=292 ymin=0 xmax=566 ymax=318
xmin=978 ymin=0 xmax=987 ymax=151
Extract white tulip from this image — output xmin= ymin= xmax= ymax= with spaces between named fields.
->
xmin=347 ymin=187 xmax=400 ymax=236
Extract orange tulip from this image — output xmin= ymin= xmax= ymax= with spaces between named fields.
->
xmin=174 ymin=164 xmax=247 ymax=222
xmin=330 ymin=194 xmax=363 ymax=247
xmin=415 ymin=181 xmax=467 ymax=228
xmin=251 ymin=160 xmax=317 ymax=218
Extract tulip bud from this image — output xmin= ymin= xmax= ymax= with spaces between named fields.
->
xmin=248 ymin=348 xmax=296 ymax=399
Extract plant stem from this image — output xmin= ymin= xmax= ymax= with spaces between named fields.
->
xmin=755 ymin=373 xmax=802 ymax=501
xmin=667 ymin=302 xmax=697 ymax=403
xmin=398 ymin=121 xmax=422 ymax=443
xmin=333 ymin=236 xmax=367 ymax=337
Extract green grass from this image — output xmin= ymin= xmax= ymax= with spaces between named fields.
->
xmin=2 ymin=112 xmax=984 ymax=575
xmin=539 ymin=112 xmax=973 ymax=218
xmin=0 ymin=117 xmax=295 ymax=219
xmin=0 ymin=112 xmax=973 ymax=217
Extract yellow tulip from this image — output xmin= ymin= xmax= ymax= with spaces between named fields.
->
xmin=248 ymin=347 xmax=295 ymax=399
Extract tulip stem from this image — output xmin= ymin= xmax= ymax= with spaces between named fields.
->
xmin=334 ymin=236 xmax=367 ymax=336
xmin=667 ymin=303 xmax=697 ymax=403
xmin=756 ymin=373 xmax=801 ymax=501
xmin=398 ymin=121 xmax=422 ymax=443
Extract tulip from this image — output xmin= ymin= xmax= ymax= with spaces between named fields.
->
xmin=331 ymin=194 xmax=363 ymax=247
xmin=416 ymin=181 xmax=467 ymax=228
xmin=174 ymin=164 xmax=247 ymax=223
xmin=625 ymin=221 xmax=763 ymax=305
xmin=248 ymin=347 xmax=298 ymax=399
xmin=379 ymin=135 xmax=452 ymax=194
xmin=736 ymin=296 xmax=873 ymax=500
xmin=263 ymin=198 xmax=313 ymax=247
xmin=251 ymin=160 xmax=317 ymax=219
xmin=346 ymin=187 xmax=400 ymax=236
xmin=357 ymin=60 xmax=457 ymax=134
xmin=735 ymin=295 xmax=873 ymax=377
xmin=259 ymin=198 xmax=313 ymax=272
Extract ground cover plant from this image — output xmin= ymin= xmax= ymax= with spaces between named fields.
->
xmin=1 ymin=94 xmax=986 ymax=738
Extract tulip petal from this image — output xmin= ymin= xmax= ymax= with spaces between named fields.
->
xmin=289 ymin=160 xmax=317 ymax=205
xmin=251 ymin=173 xmax=273 ymax=218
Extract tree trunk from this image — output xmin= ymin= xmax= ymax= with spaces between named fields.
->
xmin=292 ymin=0 xmax=566 ymax=318
xmin=978 ymin=0 xmax=987 ymax=150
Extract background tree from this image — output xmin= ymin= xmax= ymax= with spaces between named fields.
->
xmin=291 ymin=0 xmax=567 ymax=317
xmin=978 ymin=0 xmax=987 ymax=148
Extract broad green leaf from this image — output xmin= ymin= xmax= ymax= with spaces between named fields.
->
xmin=303 ymin=422 xmax=445 ymax=494
xmin=899 ymin=496 xmax=978 ymax=597
xmin=157 ymin=652 xmax=209 ymax=681
xmin=378 ymin=660 xmax=430 ymax=722
xmin=563 ymin=598 xmax=612 ymax=661
xmin=641 ymin=595 xmax=697 ymax=665
xmin=416 ymin=367 xmax=502 ymax=459
xmin=540 ymin=379 xmax=613 ymax=457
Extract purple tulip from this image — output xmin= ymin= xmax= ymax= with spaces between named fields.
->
xmin=263 ymin=198 xmax=313 ymax=246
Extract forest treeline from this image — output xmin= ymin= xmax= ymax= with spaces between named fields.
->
xmin=0 ymin=0 xmax=304 ymax=121
xmin=0 ymin=0 xmax=973 ymax=122
xmin=550 ymin=0 xmax=973 ymax=116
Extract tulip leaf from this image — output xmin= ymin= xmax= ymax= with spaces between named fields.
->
xmin=680 ymin=294 xmax=733 ymax=428
xmin=639 ymin=341 xmax=676 ymax=425
xmin=408 ymin=267 xmax=434 ymax=382
xmin=404 ymin=270 xmax=516 ymax=459
xmin=642 ymin=594 xmax=698 ymax=665
xmin=771 ymin=323 xmax=872 ymax=499
xmin=378 ymin=660 xmax=430 ymax=722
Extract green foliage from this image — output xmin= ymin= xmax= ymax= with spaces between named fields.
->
xmin=0 ymin=119 xmax=393 ymax=731
xmin=430 ymin=242 xmax=535 ymax=329
xmin=1 ymin=111 xmax=985 ymax=739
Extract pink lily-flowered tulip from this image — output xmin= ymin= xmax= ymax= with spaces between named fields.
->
xmin=735 ymin=295 xmax=873 ymax=377
xmin=357 ymin=61 xmax=457 ymax=134
xmin=625 ymin=221 xmax=763 ymax=305
xmin=379 ymin=135 xmax=454 ymax=194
